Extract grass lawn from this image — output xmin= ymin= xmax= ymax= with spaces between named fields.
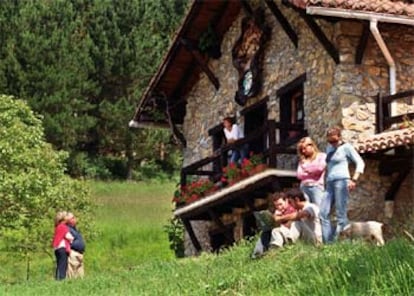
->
xmin=0 ymin=180 xmax=177 ymax=284
xmin=1 ymin=180 xmax=413 ymax=295
xmin=87 ymin=181 xmax=177 ymax=273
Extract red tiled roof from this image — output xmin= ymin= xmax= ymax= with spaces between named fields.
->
xmin=355 ymin=127 xmax=414 ymax=153
xmin=289 ymin=0 xmax=414 ymax=17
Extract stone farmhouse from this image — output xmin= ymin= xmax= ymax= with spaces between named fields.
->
xmin=130 ymin=0 xmax=414 ymax=255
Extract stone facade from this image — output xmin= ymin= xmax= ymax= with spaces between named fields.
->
xmin=181 ymin=3 xmax=414 ymax=254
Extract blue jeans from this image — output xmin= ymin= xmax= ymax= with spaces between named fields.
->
xmin=229 ymin=143 xmax=248 ymax=164
xmin=320 ymin=179 xmax=349 ymax=243
xmin=252 ymin=230 xmax=271 ymax=258
xmin=300 ymin=184 xmax=325 ymax=208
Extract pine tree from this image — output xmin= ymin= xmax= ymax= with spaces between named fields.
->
xmin=86 ymin=0 xmax=187 ymax=178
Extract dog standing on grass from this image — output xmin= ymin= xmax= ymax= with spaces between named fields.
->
xmin=339 ymin=221 xmax=385 ymax=246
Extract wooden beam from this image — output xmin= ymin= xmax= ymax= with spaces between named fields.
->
xmin=381 ymin=89 xmax=414 ymax=104
xmin=384 ymin=113 xmax=414 ymax=126
xmin=385 ymin=166 xmax=410 ymax=201
xmin=355 ymin=21 xmax=369 ymax=64
xmin=169 ymin=62 xmax=196 ymax=110
xmin=182 ymin=218 xmax=202 ymax=252
xmin=242 ymin=196 xmax=256 ymax=212
xmin=264 ymin=0 xmax=298 ymax=48
xmin=240 ymin=96 xmax=269 ymax=116
xmin=165 ymin=98 xmax=187 ymax=148
xmin=207 ymin=210 xmax=234 ymax=243
xmin=300 ymin=13 xmax=340 ymax=64
xmin=180 ymin=38 xmax=220 ymax=90
xmin=376 ymin=92 xmax=384 ymax=133
xmin=276 ymin=73 xmax=306 ymax=96
xmin=167 ymin=96 xmax=187 ymax=112
xmin=379 ymin=158 xmax=411 ymax=176
xmin=240 ymin=0 xmax=253 ymax=16
xmin=267 ymin=120 xmax=277 ymax=167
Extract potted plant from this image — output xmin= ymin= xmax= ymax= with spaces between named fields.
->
xmin=172 ymin=178 xmax=217 ymax=206
xmin=399 ymin=115 xmax=414 ymax=129
xmin=221 ymin=162 xmax=243 ymax=185
xmin=241 ymin=152 xmax=267 ymax=176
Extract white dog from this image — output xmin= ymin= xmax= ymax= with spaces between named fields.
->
xmin=339 ymin=221 xmax=385 ymax=246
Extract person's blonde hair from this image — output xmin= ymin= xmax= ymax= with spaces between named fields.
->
xmin=54 ymin=211 xmax=68 ymax=226
xmin=297 ymin=137 xmax=320 ymax=161
xmin=66 ymin=212 xmax=74 ymax=220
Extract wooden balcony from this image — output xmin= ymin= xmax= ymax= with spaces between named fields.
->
xmin=355 ymin=90 xmax=414 ymax=204
xmin=376 ymin=90 xmax=414 ymax=133
xmin=174 ymin=120 xmax=306 ymax=252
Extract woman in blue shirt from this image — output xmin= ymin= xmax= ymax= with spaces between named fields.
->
xmin=320 ymin=126 xmax=365 ymax=243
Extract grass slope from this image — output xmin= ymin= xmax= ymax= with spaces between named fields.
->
xmin=1 ymin=181 xmax=413 ymax=295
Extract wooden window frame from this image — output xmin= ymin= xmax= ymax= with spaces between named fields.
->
xmin=276 ymin=74 xmax=306 ymax=142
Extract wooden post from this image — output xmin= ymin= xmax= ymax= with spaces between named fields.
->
xmin=208 ymin=210 xmax=233 ymax=244
xmin=180 ymin=170 xmax=187 ymax=187
xmin=181 ymin=218 xmax=202 ymax=252
xmin=180 ymin=38 xmax=220 ymax=90
xmin=376 ymin=92 xmax=384 ymax=133
xmin=268 ymin=120 xmax=277 ymax=168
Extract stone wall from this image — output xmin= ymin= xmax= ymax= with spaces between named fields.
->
xmin=180 ymin=2 xmax=414 ymax=253
xmin=392 ymin=170 xmax=414 ymax=235
xmin=182 ymin=3 xmax=338 ymax=165
xmin=336 ymin=21 xmax=414 ymax=142
xmin=331 ymin=21 xmax=414 ymax=234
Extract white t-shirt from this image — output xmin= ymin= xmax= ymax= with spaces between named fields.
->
xmin=223 ymin=124 xmax=244 ymax=141
xmin=302 ymin=202 xmax=322 ymax=244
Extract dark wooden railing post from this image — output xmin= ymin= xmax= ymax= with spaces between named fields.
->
xmin=220 ymin=149 xmax=227 ymax=171
xmin=268 ymin=120 xmax=277 ymax=168
xmin=182 ymin=218 xmax=202 ymax=252
xmin=180 ymin=170 xmax=187 ymax=187
xmin=376 ymin=92 xmax=384 ymax=133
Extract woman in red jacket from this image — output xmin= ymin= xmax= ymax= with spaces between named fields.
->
xmin=52 ymin=211 xmax=73 ymax=280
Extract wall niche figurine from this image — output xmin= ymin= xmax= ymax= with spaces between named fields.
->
xmin=232 ymin=8 xmax=270 ymax=106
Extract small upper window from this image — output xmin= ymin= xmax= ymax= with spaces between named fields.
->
xmin=277 ymin=74 xmax=306 ymax=142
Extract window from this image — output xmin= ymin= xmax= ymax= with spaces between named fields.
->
xmin=241 ymin=97 xmax=268 ymax=155
xmin=277 ymin=74 xmax=306 ymax=142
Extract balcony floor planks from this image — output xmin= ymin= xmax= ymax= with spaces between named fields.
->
xmin=174 ymin=168 xmax=297 ymax=219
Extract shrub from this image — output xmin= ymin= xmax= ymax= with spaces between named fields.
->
xmin=0 ymin=95 xmax=94 ymax=279
xmin=173 ymin=178 xmax=217 ymax=205
xmin=67 ymin=152 xmax=112 ymax=179
xmin=163 ymin=217 xmax=185 ymax=258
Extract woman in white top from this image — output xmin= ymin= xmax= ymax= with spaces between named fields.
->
xmin=223 ymin=117 xmax=248 ymax=164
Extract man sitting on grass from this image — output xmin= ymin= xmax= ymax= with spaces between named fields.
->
xmin=251 ymin=192 xmax=296 ymax=259
xmin=270 ymin=188 xmax=322 ymax=248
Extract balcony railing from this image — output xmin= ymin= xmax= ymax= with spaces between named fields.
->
xmin=180 ymin=119 xmax=307 ymax=187
xmin=376 ymin=90 xmax=414 ymax=133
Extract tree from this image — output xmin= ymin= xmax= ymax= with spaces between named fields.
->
xmin=0 ymin=0 xmax=188 ymax=179
xmin=0 ymin=95 xmax=93 ymax=280
xmin=86 ymin=0 xmax=188 ymax=178
xmin=0 ymin=0 xmax=97 ymax=152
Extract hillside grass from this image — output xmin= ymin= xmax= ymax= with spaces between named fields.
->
xmin=87 ymin=181 xmax=177 ymax=272
xmin=1 ymin=181 xmax=414 ymax=295
xmin=0 ymin=180 xmax=177 ymax=284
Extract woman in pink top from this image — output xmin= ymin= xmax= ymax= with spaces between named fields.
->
xmin=52 ymin=211 xmax=73 ymax=280
xmin=296 ymin=137 xmax=326 ymax=207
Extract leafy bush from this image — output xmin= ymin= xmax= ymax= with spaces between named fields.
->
xmin=131 ymin=159 xmax=171 ymax=181
xmin=67 ymin=152 xmax=112 ymax=179
xmin=163 ymin=217 xmax=185 ymax=258
xmin=0 ymin=95 xmax=93 ymax=278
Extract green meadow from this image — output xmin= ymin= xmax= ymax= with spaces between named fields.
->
xmin=1 ymin=181 xmax=413 ymax=295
